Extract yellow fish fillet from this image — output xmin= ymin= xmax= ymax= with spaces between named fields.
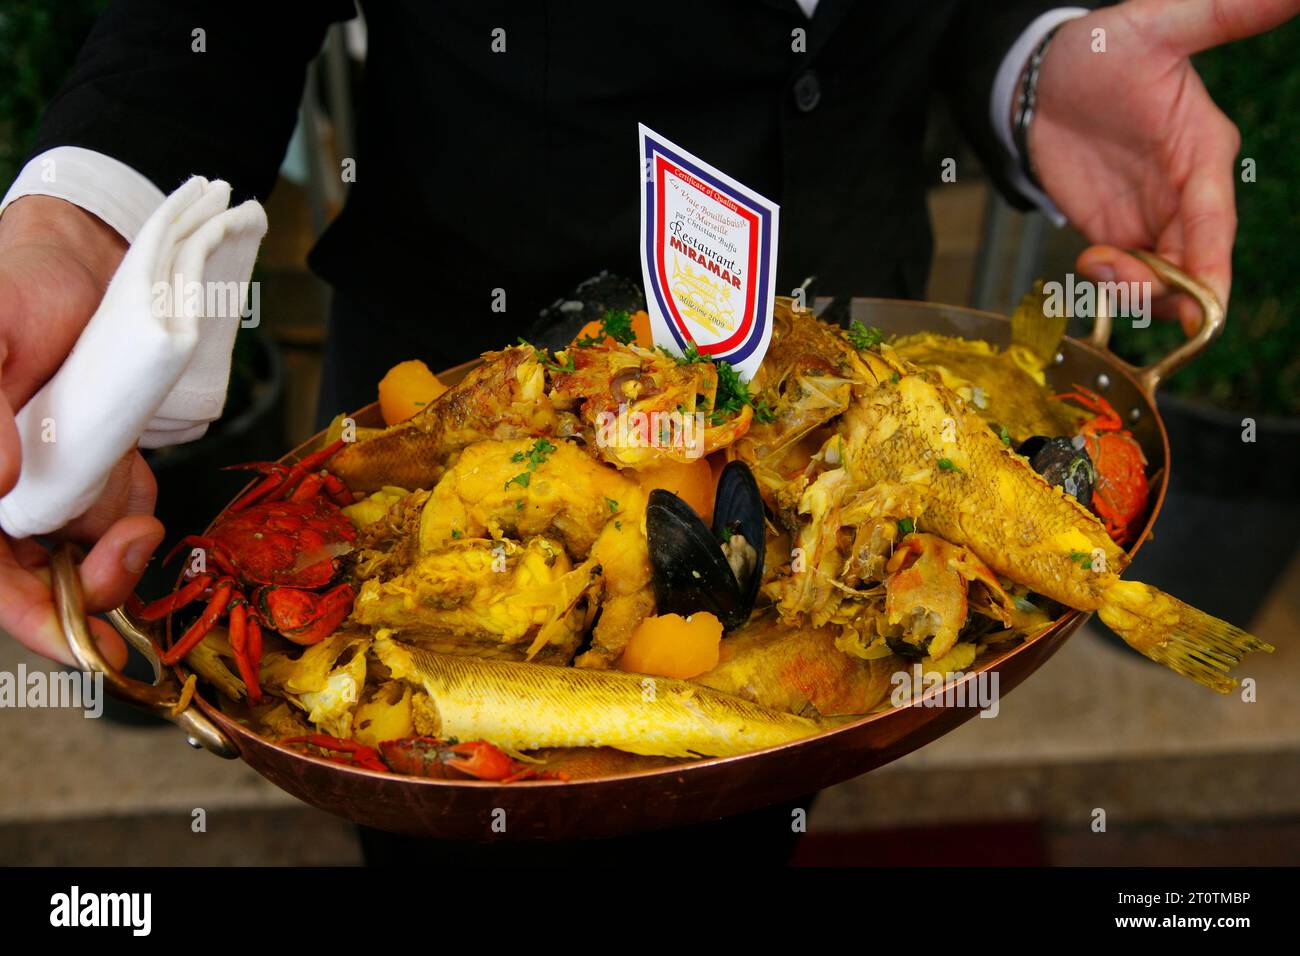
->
xmin=835 ymin=342 xmax=1273 ymax=692
xmin=373 ymin=634 xmax=820 ymax=757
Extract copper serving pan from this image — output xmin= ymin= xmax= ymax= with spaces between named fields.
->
xmin=53 ymin=251 xmax=1222 ymax=841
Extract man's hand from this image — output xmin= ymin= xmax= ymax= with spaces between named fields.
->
xmin=0 ymin=195 xmax=163 ymax=668
xmin=1030 ymin=0 xmax=1300 ymax=333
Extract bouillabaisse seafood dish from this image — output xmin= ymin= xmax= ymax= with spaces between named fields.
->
xmin=130 ymin=296 xmax=1273 ymax=782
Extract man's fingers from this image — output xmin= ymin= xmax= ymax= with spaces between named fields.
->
xmin=78 ymin=513 xmax=165 ymax=612
xmin=61 ymin=450 xmax=158 ymax=542
xmin=0 ymin=535 xmax=78 ymax=667
xmin=88 ymin=617 xmax=129 ymax=672
xmin=1076 ymin=245 xmax=1202 ymax=334
xmin=0 ymin=523 xmax=139 ymax=670
xmin=1077 ymin=244 xmax=1170 ymax=292
xmin=1157 ymin=0 xmax=1300 ymax=54
xmin=0 ymin=385 xmax=19 ymax=499
xmin=1177 ymin=136 xmax=1240 ymax=322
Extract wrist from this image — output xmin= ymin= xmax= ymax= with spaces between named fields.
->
xmin=0 ymin=195 xmax=127 ymax=281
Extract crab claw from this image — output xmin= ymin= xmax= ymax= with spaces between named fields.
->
xmin=444 ymin=741 xmax=520 ymax=781
xmin=256 ymin=582 xmax=357 ymax=646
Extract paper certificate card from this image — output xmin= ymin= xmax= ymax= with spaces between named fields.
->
xmin=638 ymin=124 xmax=779 ymax=380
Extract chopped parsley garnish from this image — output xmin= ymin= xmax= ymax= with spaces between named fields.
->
xmin=937 ymin=458 xmax=962 ymax=474
xmin=1069 ymin=550 xmax=1093 ymax=570
xmin=674 ymin=342 xmax=708 ymax=364
xmin=575 ymin=309 xmax=635 ymax=347
xmin=516 ymin=338 xmax=575 ymax=373
xmin=998 ymin=425 xmax=1011 ymax=446
xmin=711 ymin=361 xmax=748 ymax=422
xmin=898 ymin=517 xmax=915 ymax=535
xmin=614 ymin=520 xmax=623 ymax=530
xmin=889 ymin=372 xmax=901 ymax=385
xmin=504 ymin=438 xmax=556 ymax=490
xmin=526 ymin=438 xmax=556 ymax=463
xmin=450 ymin=529 xmax=462 ymax=539
xmin=605 ymin=497 xmax=619 ymax=514
xmin=663 ymin=343 xmax=773 ymax=424
xmin=711 ymin=360 xmax=775 ymax=425
xmin=847 ymin=320 xmax=884 ymax=350
xmin=515 ymin=499 xmax=525 ymax=510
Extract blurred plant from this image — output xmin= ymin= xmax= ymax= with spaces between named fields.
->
xmin=1109 ymin=19 xmax=1300 ymax=417
xmin=0 ymin=0 xmax=109 ymax=185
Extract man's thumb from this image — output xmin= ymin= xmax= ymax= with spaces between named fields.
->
xmin=1158 ymin=0 xmax=1300 ymax=55
xmin=0 ymin=369 xmax=20 ymax=498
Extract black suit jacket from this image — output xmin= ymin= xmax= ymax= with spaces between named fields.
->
xmin=31 ymin=0 xmax=1080 ymax=366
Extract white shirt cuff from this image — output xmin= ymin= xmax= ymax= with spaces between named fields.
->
xmin=990 ymin=7 xmax=1090 ymax=226
xmin=0 ymin=145 xmax=166 ymax=242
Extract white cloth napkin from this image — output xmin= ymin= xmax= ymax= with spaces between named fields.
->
xmin=0 ymin=176 xmax=268 ymax=539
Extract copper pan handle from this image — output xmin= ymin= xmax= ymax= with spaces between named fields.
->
xmin=1085 ymin=249 xmax=1225 ymax=394
xmin=50 ymin=542 xmax=238 ymax=758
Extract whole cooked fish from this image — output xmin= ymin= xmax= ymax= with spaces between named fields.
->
xmin=768 ymin=304 xmax=1272 ymax=693
xmin=373 ymin=634 xmax=820 ymax=757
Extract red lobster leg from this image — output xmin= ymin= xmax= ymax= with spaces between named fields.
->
xmin=282 ymin=734 xmax=387 ymax=772
xmin=160 ymin=578 xmax=234 ymax=665
xmin=246 ymin=616 xmax=264 ymax=676
xmin=160 ymin=535 xmax=238 ymax=577
xmin=320 ymin=472 xmax=355 ymax=507
xmin=227 ymin=439 xmax=347 ymax=512
xmin=1053 ymin=385 xmax=1122 ymax=431
xmin=134 ymin=573 xmax=213 ymax=622
xmin=227 ymin=600 xmax=262 ymax=704
xmin=287 ymin=472 xmax=325 ymax=502
xmin=258 ymin=582 xmax=357 ymax=646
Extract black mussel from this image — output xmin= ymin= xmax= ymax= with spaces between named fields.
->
xmin=646 ymin=461 xmax=766 ymax=631
xmin=1017 ymin=435 xmax=1095 ymax=507
xmin=886 ymin=635 xmax=930 ymax=661
xmin=1016 ymin=435 xmax=1049 ymax=460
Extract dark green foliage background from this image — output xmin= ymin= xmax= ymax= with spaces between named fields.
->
xmin=0 ymin=0 xmax=109 ymax=186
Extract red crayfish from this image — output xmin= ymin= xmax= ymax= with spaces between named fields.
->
xmin=132 ymin=439 xmax=359 ymax=702
xmin=283 ymin=734 xmax=567 ymax=782
xmin=1054 ymin=385 xmax=1150 ymax=546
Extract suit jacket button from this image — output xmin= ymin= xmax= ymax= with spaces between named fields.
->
xmin=793 ymin=70 xmax=821 ymax=112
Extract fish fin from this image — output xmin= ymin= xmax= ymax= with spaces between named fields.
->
xmin=1098 ymin=580 xmax=1274 ymax=693
xmin=1008 ymin=280 xmax=1067 ymax=368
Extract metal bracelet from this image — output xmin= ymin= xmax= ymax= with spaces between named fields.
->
xmin=1012 ymin=24 xmax=1063 ymax=191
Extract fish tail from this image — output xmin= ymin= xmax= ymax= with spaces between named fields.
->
xmin=1098 ymin=580 xmax=1274 ymax=693
xmin=1009 ymin=279 xmax=1067 ymax=367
